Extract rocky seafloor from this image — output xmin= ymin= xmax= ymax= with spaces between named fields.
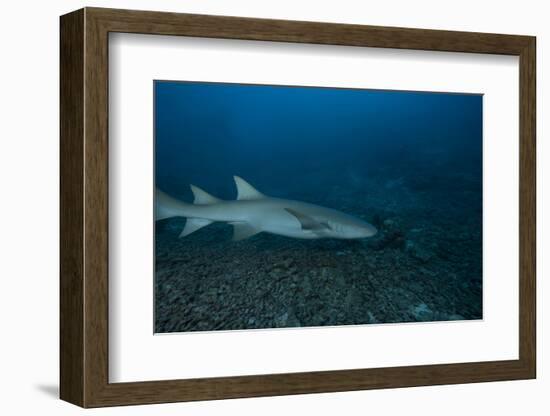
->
xmin=155 ymin=172 xmax=482 ymax=333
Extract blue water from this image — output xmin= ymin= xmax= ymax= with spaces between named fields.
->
xmin=154 ymin=81 xmax=482 ymax=333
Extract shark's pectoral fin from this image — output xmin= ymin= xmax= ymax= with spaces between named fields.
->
xmin=284 ymin=208 xmax=331 ymax=232
xmin=179 ymin=218 xmax=212 ymax=238
xmin=231 ymin=222 xmax=261 ymax=241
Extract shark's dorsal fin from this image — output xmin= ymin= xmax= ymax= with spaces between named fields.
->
xmin=231 ymin=222 xmax=261 ymax=241
xmin=190 ymin=184 xmax=220 ymax=204
xmin=234 ymin=176 xmax=264 ymax=200
xmin=284 ymin=208 xmax=331 ymax=231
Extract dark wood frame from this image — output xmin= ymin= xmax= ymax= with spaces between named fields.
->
xmin=60 ymin=7 xmax=536 ymax=408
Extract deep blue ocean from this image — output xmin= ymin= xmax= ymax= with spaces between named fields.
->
xmin=154 ymin=81 xmax=482 ymax=333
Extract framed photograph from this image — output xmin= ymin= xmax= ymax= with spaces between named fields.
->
xmin=60 ymin=7 xmax=536 ymax=408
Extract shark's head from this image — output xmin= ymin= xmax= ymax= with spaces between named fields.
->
xmin=327 ymin=216 xmax=378 ymax=239
xmin=285 ymin=207 xmax=378 ymax=240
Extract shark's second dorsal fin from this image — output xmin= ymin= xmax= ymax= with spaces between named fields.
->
xmin=190 ymin=184 xmax=220 ymax=204
xmin=234 ymin=176 xmax=264 ymax=200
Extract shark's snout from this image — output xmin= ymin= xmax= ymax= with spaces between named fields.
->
xmin=353 ymin=223 xmax=377 ymax=238
xmin=362 ymin=223 xmax=378 ymax=237
xmin=339 ymin=220 xmax=377 ymax=239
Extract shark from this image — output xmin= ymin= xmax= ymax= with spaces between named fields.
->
xmin=155 ymin=176 xmax=377 ymax=241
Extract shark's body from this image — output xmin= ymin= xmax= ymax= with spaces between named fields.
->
xmin=156 ymin=176 xmax=377 ymax=241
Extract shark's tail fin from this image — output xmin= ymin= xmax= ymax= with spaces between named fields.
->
xmin=155 ymin=186 xmax=220 ymax=238
xmin=155 ymin=189 xmax=191 ymax=221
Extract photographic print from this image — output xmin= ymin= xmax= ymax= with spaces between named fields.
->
xmin=154 ymin=81 xmax=482 ymax=333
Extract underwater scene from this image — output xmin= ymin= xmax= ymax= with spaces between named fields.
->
xmin=154 ymin=81 xmax=482 ymax=333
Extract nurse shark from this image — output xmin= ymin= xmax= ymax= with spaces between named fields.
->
xmin=156 ymin=176 xmax=377 ymax=241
